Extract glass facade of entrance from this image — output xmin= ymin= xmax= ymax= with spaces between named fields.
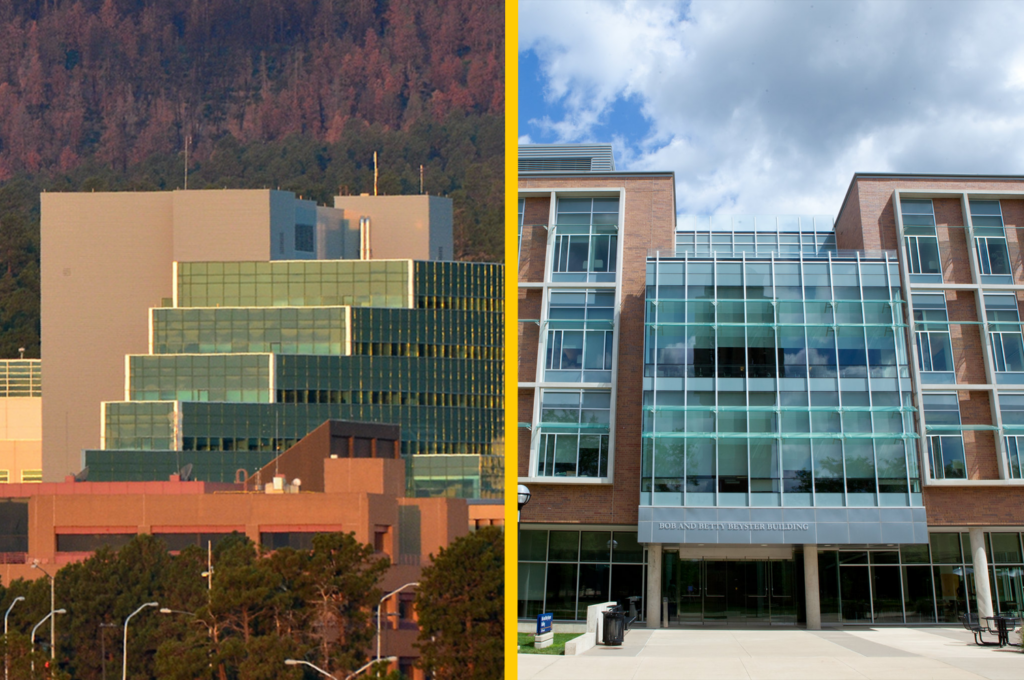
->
xmin=642 ymin=230 xmax=920 ymax=510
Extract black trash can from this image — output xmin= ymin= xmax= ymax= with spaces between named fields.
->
xmin=602 ymin=607 xmax=625 ymax=646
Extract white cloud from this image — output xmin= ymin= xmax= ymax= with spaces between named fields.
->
xmin=520 ymin=0 xmax=1024 ymax=216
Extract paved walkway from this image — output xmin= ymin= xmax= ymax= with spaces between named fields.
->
xmin=517 ymin=627 xmax=1023 ymax=679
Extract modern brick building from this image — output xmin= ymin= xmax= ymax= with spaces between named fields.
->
xmin=518 ymin=145 xmax=1024 ymax=629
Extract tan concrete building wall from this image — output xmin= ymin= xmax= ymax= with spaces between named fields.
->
xmin=0 ymin=441 xmax=40 ymax=482
xmin=170 ymin=190 xmax=274 ymax=262
xmin=41 ymin=192 xmax=175 ymax=481
xmin=332 ymin=195 xmax=453 ymax=260
xmin=0 ymin=397 xmax=41 ymax=440
xmin=40 ymin=190 xmax=348 ymax=481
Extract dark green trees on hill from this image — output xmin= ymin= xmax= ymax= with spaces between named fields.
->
xmin=0 ymin=0 xmax=505 ymax=358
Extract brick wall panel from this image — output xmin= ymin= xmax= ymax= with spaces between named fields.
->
xmin=959 ymin=391 xmax=999 ymax=480
xmin=1001 ymin=199 xmax=1024 ymax=282
xmin=518 ymin=290 xmax=542 ymax=383
xmin=518 ymin=175 xmax=675 ymax=526
xmin=945 ymin=290 xmax=987 ymax=385
xmin=519 ymin=197 xmax=551 ymax=282
xmin=925 ymin=486 xmax=1024 ymax=526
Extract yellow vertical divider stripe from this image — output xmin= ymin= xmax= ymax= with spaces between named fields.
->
xmin=504 ymin=0 xmax=519 ymax=676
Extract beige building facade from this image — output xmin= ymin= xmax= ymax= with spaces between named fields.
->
xmin=41 ymin=190 xmax=454 ymax=481
xmin=334 ymin=194 xmax=454 ymax=261
xmin=0 ymin=359 xmax=41 ymax=483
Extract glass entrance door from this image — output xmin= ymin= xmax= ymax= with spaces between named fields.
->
xmin=663 ymin=555 xmax=797 ymax=625
xmin=769 ymin=559 xmax=798 ymax=623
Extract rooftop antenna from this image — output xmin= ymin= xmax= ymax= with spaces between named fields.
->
xmin=184 ymin=135 xmax=191 ymax=190
xmin=373 ymin=151 xmax=378 ymax=196
xmin=420 ymin=165 xmax=424 ymax=194
xmin=179 ymin=463 xmax=193 ymax=482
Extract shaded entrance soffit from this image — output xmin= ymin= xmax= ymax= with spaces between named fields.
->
xmin=638 ymin=506 xmax=929 ymax=545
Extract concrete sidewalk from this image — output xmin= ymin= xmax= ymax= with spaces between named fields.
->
xmin=517 ymin=627 xmax=1023 ymax=679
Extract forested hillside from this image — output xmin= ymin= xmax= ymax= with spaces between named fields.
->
xmin=0 ymin=0 xmax=504 ymax=358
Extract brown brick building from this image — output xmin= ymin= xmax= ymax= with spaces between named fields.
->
xmin=518 ymin=146 xmax=1024 ymax=631
xmin=0 ymin=420 xmax=501 ymax=678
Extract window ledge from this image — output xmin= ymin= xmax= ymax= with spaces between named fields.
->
xmin=924 ymin=478 xmax=1024 ymax=487
xmin=518 ymin=476 xmax=613 ymax=486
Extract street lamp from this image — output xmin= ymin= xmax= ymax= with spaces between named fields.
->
xmin=4 ymin=595 xmax=24 ymax=680
xmin=30 ymin=562 xmax=56 ymax=659
xmin=376 ymin=583 xmax=418 ymax=661
xmin=517 ymin=484 xmax=532 ymax=554
xmin=30 ymin=609 xmax=65 ymax=673
xmin=160 ymin=608 xmax=213 ymax=636
xmin=284 ymin=657 xmax=397 ymax=680
xmin=122 ymin=602 xmax=158 ymax=680
xmin=345 ymin=657 xmax=397 ymax=680
xmin=517 ymin=484 xmax=531 ymax=513
xmin=284 ymin=659 xmax=336 ymax=679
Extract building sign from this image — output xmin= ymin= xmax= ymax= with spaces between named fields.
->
xmin=536 ymin=612 xmax=553 ymax=635
xmin=658 ymin=522 xmax=809 ymax=532
xmin=639 ymin=506 xmax=930 ymax=545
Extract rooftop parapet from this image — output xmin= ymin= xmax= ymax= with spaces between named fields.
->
xmin=0 ymin=359 xmax=40 ymax=398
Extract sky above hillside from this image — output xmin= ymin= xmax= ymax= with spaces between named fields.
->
xmin=519 ymin=0 xmax=1024 ymax=217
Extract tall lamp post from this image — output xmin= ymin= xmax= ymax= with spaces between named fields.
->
xmin=99 ymin=622 xmax=118 ymax=680
xmin=4 ymin=595 xmax=24 ymax=680
xmin=30 ymin=609 xmax=65 ymax=674
xmin=517 ymin=484 xmax=531 ymax=551
xmin=376 ymin=583 xmax=418 ymax=662
xmin=29 ymin=562 xmax=56 ymax=659
xmin=122 ymin=602 xmax=158 ymax=680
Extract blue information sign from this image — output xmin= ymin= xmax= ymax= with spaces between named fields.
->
xmin=536 ymin=612 xmax=553 ymax=635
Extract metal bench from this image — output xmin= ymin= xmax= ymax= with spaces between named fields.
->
xmin=960 ymin=613 xmax=1000 ymax=646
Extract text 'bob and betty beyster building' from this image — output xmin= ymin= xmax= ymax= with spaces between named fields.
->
xmin=518 ymin=143 xmax=1024 ymax=629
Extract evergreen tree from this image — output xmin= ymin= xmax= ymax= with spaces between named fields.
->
xmin=414 ymin=526 xmax=503 ymax=680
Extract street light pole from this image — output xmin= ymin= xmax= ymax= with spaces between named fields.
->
xmin=30 ymin=562 xmax=56 ymax=659
xmin=99 ymin=622 xmax=117 ymax=680
xmin=376 ymin=583 xmax=418 ymax=661
xmin=4 ymin=595 xmax=24 ymax=680
xmin=122 ymin=602 xmax=158 ymax=680
xmin=345 ymin=657 xmax=397 ymax=680
xmin=283 ymin=658 xmax=337 ymax=679
xmin=517 ymin=484 xmax=531 ymax=554
xmin=283 ymin=657 xmax=398 ymax=680
xmin=30 ymin=609 xmax=65 ymax=674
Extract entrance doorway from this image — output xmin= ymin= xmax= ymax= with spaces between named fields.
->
xmin=663 ymin=556 xmax=800 ymax=625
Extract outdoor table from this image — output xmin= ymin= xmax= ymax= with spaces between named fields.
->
xmin=984 ymin=616 xmax=1021 ymax=647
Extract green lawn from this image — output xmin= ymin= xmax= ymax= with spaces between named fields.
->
xmin=517 ymin=632 xmax=578 ymax=655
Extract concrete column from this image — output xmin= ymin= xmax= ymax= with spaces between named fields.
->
xmin=803 ymin=545 xmax=821 ymax=630
xmin=646 ymin=543 xmax=662 ymax=628
xmin=969 ymin=527 xmax=994 ymax=620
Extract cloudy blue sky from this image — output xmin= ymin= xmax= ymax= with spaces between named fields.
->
xmin=519 ymin=0 xmax=1024 ymax=217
